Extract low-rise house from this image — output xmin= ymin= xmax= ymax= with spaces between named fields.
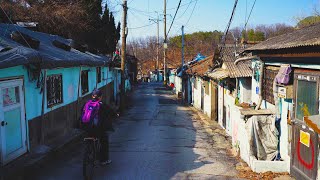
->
xmin=207 ymin=45 xmax=252 ymax=138
xmin=0 ymin=24 xmax=129 ymax=165
xmin=238 ymin=23 xmax=320 ymax=177
xmin=186 ymin=55 xmax=216 ymax=119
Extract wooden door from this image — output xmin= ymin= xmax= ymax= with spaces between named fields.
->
xmin=0 ymin=79 xmax=27 ymax=165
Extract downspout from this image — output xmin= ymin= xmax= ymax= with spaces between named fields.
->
xmin=255 ymin=61 xmax=264 ymax=110
xmin=40 ymin=69 xmax=47 ymax=144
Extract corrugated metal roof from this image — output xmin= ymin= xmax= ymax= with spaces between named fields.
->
xmin=220 ymin=46 xmax=252 ymax=78
xmin=186 ymin=55 xmax=213 ymax=76
xmin=224 ymin=61 xmax=252 ymax=78
xmin=206 ymin=68 xmax=229 ymax=80
xmin=245 ymin=23 xmax=320 ymax=51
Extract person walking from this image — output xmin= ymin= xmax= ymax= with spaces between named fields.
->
xmin=81 ymin=89 xmax=118 ymax=165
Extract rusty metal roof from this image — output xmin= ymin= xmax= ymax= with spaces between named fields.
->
xmin=245 ymin=23 xmax=320 ymax=51
xmin=185 ymin=55 xmax=213 ymax=76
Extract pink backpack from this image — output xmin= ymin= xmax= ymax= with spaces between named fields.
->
xmin=81 ymin=100 xmax=101 ymax=127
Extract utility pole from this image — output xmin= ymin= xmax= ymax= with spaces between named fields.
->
xmin=149 ymin=12 xmax=160 ymax=82
xmin=181 ymin=25 xmax=184 ymax=66
xmin=181 ymin=25 xmax=185 ymax=103
xmin=163 ymin=0 xmax=167 ymax=85
xmin=120 ymin=0 xmax=127 ymax=112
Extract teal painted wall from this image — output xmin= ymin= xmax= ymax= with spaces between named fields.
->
xmin=0 ymin=65 xmax=116 ymax=121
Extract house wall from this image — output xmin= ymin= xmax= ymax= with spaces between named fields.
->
xmin=239 ymin=78 xmax=252 ymax=103
xmin=243 ymin=61 xmax=291 ymax=172
xmin=174 ymin=76 xmax=182 ymax=95
xmin=203 ymin=80 xmax=212 ymax=118
xmin=193 ymin=77 xmax=202 ymax=109
xmin=0 ymin=65 xmax=118 ymax=150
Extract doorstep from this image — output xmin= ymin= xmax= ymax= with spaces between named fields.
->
xmin=0 ymin=128 xmax=85 ymax=180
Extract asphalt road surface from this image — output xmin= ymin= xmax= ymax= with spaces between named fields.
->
xmin=28 ymin=83 xmax=240 ymax=180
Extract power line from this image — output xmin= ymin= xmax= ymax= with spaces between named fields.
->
xmin=244 ymin=0 xmax=257 ymax=30
xmin=167 ymin=0 xmax=197 ymax=10
xmin=166 ymin=0 xmax=182 ymax=37
xmin=176 ymin=0 xmax=193 ymax=20
xmin=128 ymin=22 xmax=157 ymax=29
xmin=185 ymin=0 xmax=198 ymax=26
xmin=217 ymin=0 xmax=239 ymax=66
xmin=221 ymin=0 xmax=238 ymax=45
xmin=0 ymin=5 xmax=32 ymax=49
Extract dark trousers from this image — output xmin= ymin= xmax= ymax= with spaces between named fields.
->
xmin=99 ymin=134 xmax=109 ymax=162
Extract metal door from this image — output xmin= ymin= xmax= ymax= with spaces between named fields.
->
xmin=0 ymin=79 xmax=27 ymax=165
xmin=291 ymin=121 xmax=318 ymax=180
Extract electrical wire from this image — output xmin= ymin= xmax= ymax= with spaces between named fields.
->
xmin=185 ymin=0 xmax=198 ymax=26
xmin=0 ymin=5 xmax=32 ymax=49
xmin=128 ymin=22 xmax=157 ymax=29
xmin=217 ymin=0 xmax=239 ymax=66
xmin=167 ymin=0 xmax=197 ymax=10
xmin=166 ymin=0 xmax=182 ymax=37
xmin=176 ymin=0 xmax=193 ymax=20
xmin=244 ymin=0 xmax=257 ymax=30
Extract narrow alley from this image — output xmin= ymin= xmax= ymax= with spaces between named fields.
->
xmin=26 ymin=83 xmax=240 ymax=180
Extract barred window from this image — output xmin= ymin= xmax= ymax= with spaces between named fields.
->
xmin=263 ymin=67 xmax=278 ymax=105
xmin=96 ymin=67 xmax=102 ymax=83
xmin=47 ymin=74 xmax=63 ymax=108
xmin=81 ymin=70 xmax=89 ymax=95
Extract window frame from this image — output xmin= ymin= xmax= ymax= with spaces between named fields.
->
xmin=96 ymin=67 xmax=102 ymax=84
xmin=293 ymin=73 xmax=319 ymax=122
xmin=46 ymin=74 xmax=63 ymax=108
xmin=81 ymin=70 xmax=89 ymax=95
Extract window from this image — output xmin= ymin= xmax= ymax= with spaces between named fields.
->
xmin=194 ymin=78 xmax=198 ymax=89
xmin=2 ymin=86 xmax=20 ymax=107
xmin=47 ymin=74 xmax=63 ymax=107
xmin=96 ymin=67 xmax=102 ymax=83
xmin=81 ymin=70 xmax=89 ymax=95
xmin=295 ymin=75 xmax=318 ymax=121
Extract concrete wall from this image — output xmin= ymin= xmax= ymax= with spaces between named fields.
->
xmin=174 ymin=76 xmax=182 ymax=95
xmin=193 ymin=77 xmax=202 ymax=110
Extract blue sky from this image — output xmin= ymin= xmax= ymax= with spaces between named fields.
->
xmin=108 ymin=0 xmax=319 ymax=40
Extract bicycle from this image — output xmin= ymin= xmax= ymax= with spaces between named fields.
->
xmin=83 ymin=137 xmax=101 ymax=180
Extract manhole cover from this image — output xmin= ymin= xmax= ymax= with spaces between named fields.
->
xmin=159 ymin=99 xmax=177 ymax=104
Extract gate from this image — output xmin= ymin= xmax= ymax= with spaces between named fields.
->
xmin=291 ymin=121 xmax=318 ymax=180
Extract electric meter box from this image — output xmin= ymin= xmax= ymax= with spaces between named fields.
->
xmin=277 ymin=85 xmax=293 ymax=99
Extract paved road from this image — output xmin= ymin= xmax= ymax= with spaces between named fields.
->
xmin=29 ymin=83 xmax=240 ymax=180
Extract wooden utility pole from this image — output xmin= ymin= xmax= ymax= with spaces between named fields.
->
xmin=120 ymin=0 xmax=127 ymax=112
xmin=181 ymin=25 xmax=185 ymax=103
xmin=181 ymin=25 xmax=185 ymax=66
xmin=149 ymin=13 xmax=160 ymax=82
xmin=163 ymin=0 xmax=167 ymax=85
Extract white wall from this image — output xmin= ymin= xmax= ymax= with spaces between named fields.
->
xmin=174 ymin=76 xmax=182 ymax=95
xmin=203 ymin=81 xmax=212 ymax=118
xmin=193 ymin=77 xmax=202 ymax=110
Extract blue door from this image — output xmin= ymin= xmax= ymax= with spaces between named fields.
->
xmin=0 ymin=79 xmax=27 ymax=165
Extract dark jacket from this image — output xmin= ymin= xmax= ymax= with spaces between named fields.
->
xmin=98 ymin=102 xmax=117 ymax=132
xmin=81 ymin=100 xmax=116 ymax=136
